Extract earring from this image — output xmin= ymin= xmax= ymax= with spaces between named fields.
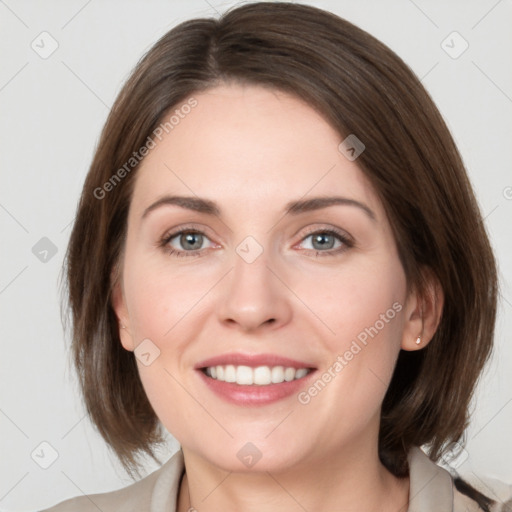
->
xmin=415 ymin=336 xmax=421 ymax=345
xmin=121 ymin=324 xmax=126 ymax=329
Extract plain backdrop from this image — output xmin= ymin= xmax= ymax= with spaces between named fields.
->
xmin=1 ymin=0 xmax=511 ymax=510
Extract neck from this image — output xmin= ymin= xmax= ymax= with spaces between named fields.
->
xmin=176 ymin=439 xmax=409 ymax=512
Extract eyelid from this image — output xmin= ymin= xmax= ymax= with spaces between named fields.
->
xmin=293 ymin=224 xmax=354 ymax=246
xmin=159 ymin=223 xmax=215 ymax=243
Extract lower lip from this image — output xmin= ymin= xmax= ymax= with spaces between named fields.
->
xmin=197 ymin=369 xmax=316 ymax=406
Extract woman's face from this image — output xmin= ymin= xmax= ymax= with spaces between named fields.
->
xmin=113 ymin=83 xmax=420 ymax=472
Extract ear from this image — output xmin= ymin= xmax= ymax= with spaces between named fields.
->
xmin=401 ymin=268 xmax=444 ymax=351
xmin=110 ymin=269 xmax=135 ymax=352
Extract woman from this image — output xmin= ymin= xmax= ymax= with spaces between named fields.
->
xmin=43 ymin=2 xmax=507 ymax=511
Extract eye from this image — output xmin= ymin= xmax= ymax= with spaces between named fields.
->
xmin=159 ymin=228 xmax=215 ymax=257
xmin=297 ymin=228 xmax=353 ymax=256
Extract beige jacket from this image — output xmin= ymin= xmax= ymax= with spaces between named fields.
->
xmin=41 ymin=447 xmax=510 ymax=511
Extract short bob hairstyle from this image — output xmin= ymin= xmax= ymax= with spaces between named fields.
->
xmin=61 ymin=1 xmax=498 ymax=478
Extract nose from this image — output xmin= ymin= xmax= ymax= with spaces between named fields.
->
xmin=217 ymin=248 xmax=293 ymax=332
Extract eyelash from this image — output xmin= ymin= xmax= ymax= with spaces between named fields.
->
xmin=157 ymin=225 xmax=354 ymax=258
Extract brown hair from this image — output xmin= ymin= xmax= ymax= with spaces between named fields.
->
xmin=60 ymin=1 xmax=498 ymax=477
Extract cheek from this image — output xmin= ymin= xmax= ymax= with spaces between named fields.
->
xmin=295 ymin=255 xmax=406 ymax=350
xmin=294 ymin=256 xmax=406 ymax=412
xmin=123 ymin=251 xmax=215 ymax=344
xmin=120 ymin=253 xmax=219 ymax=436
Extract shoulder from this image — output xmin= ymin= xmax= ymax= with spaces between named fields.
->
xmin=453 ymin=473 xmax=512 ymax=512
xmin=39 ymin=473 xmax=158 ymax=512
xmin=39 ymin=450 xmax=185 ymax=512
xmin=407 ymin=446 xmax=512 ymax=512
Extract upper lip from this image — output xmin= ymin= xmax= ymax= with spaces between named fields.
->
xmin=195 ymin=353 xmax=316 ymax=370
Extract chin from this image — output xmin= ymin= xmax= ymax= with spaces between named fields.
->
xmin=185 ymin=436 xmax=310 ymax=474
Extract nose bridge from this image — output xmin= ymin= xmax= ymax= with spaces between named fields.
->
xmin=217 ymin=238 xmax=292 ymax=331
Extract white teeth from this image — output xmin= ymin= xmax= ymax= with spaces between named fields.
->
xmin=284 ymin=367 xmax=296 ymax=382
xmin=236 ymin=365 xmax=253 ymax=385
xmin=271 ymin=366 xmax=285 ymax=383
xmin=254 ymin=366 xmax=272 ymax=385
xmin=204 ymin=365 xmax=311 ymax=385
xmin=224 ymin=365 xmax=236 ymax=383
xmin=295 ymin=368 xmax=308 ymax=379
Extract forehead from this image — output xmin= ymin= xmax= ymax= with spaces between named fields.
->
xmin=130 ymin=83 xmax=382 ymax=220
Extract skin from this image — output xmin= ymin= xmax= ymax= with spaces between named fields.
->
xmin=112 ymin=83 xmax=443 ymax=512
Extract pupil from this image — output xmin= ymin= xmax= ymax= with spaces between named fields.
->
xmin=313 ymin=233 xmax=334 ymax=250
xmin=182 ymin=232 xmax=202 ymax=250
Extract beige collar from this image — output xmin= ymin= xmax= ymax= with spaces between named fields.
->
xmin=407 ymin=446 xmax=453 ymax=511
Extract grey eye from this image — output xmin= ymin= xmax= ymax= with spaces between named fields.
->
xmin=301 ymin=231 xmax=343 ymax=251
xmin=311 ymin=233 xmax=336 ymax=250
xmin=173 ymin=232 xmax=206 ymax=251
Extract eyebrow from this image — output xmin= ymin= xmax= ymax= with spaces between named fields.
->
xmin=141 ymin=195 xmax=376 ymax=222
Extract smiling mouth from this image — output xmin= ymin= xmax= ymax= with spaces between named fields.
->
xmin=201 ymin=365 xmax=313 ymax=386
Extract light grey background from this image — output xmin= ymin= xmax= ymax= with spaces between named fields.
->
xmin=1 ymin=0 xmax=511 ymax=510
